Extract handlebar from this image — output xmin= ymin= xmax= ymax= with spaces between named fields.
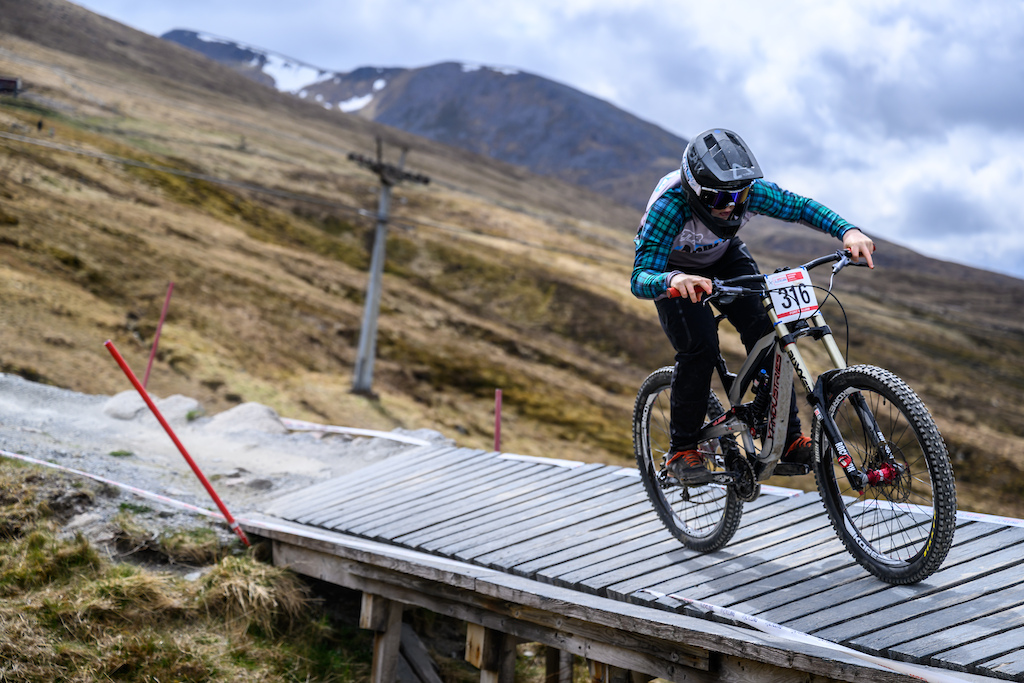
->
xmin=666 ymin=249 xmax=869 ymax=301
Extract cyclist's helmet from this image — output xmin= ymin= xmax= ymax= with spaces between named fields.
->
xmin=682 ymin=128 xmax=763 ymax=239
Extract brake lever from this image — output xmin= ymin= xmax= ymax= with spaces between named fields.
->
xmin=832 ymin=250 xmax=854 ymax=274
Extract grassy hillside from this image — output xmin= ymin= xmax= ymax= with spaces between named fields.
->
xmin=3 ymin=11 xmax=1024 ymax=519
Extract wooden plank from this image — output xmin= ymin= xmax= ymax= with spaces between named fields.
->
xmin=471 ymin=495 xmax=653 ymax=569
xmin=401 ymin=623 xmax=444 ymax=683
xmin=581 ymin=497 xmax=831 ymax=596
xmin=512 ymin=517 xmax=667 ymax=579
xmin=265 ymin=444 xmax=454 ymax=515
xmin=546 ymin=494 xmax=826 ymax=592
xmin=273 ymin=544 xmax=716 ymax=681
xmin=546 ymin=647 xmax=573 ymax=683
xmin=889 ymin=603 xmax=1024 ymax=662
xmin=605 ymin=511 xmax=835 ymax=601
xmin=935 ymin=623 xmax=1024 ymax=670
xmin=420 ymin=470 xmax=637 ymax=556
xmin=706 ymin=553 xmax=858 ymax=616
xmin=312 ymin=448 xmax=495 ymax=527
xmin=466 ymin=625 xmax=517 ymax=683
xmin=292 ymin=447 xmax=488 ymax=526
xmin=678 ymin=527 xmax=846 ymax=603
xmin=739 ymin=520 xmax=999 ymax=624
xmin=452 ymin=485 xmax=652 ymax=564
xmin=361 ymin=592 xmax=393 ymax=631
xmin=362 ymin=462 xmax=590 ymax=542
xmin=363 ymin=594 xmax=404 ymax=683
xmin=474 ymin=571 xmax=914 ymax=683
xmin=259 ymin=521 xmax=932 ymax=683
xmin=511 ymin=492 xmax=804 ymax=586
xmin=784 ymin=538 xmax=1024 ymax=637
xmin=270 ymin=445 xmax=462 ymax=519
xmin=395 ymin=464 xmax=610 ymax=547
xmin=533 ymin=527 xmax=677 ymax=588
xmin=977 ymin=649 xmax=1024 ymax=679
xmin=843 ymin=576 xmax=1024 ymax=652
xmin=345 ymin=459 xmax=542 ymax=534
xmin=754 ymin=522 xmax=1020 ymax=626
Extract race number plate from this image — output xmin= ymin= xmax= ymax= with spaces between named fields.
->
xmin=766 ymin=267 xmax=819 ymax=323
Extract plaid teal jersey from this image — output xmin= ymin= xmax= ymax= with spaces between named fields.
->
xmin=631 ymin=177 xmax=859 ymax=300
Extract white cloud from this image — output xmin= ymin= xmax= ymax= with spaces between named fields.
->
xmin=70 ymin=0 xmax=1024 ymax=277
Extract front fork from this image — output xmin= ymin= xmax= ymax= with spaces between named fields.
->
xmin=773 ymin=310 xmax=880 ymax=493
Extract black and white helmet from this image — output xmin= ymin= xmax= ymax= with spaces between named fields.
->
xmin=681 ymin=128 xmax=763 ymax=239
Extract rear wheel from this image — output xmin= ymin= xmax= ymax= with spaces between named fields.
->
xmin=813 ymin=365 xmax=957 ymax=584
xmin=634 ymin=367 xmax=744 ymax=552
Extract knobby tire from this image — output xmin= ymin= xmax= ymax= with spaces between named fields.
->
xmin=812 ymin=365 xmax=957 ymax=584
xmin=634 ymin=366 xmax=744 ymax=552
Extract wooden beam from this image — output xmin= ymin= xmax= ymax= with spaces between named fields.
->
xmin=545 ymin=647 xmax=573 ymax=683
xmin=360 ymin=592 xmax=404 ymax=683
xmin=589 ymin=660 xmax=631 ymax=683
xmin=466 ymin=624 xmax=517 ymax=683
xmin=361 ymin=592 xmax=392 ymax=631
xmin=266 ymin=536 xmax=914 ymax=683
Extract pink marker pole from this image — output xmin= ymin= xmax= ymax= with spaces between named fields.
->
xmin=143 ymin=282 xmax=174 ymax=389
xmin=104 ymin=340 xmax=250 ymax=547
xmin=494 ymin=388 xmax=503 ymax=452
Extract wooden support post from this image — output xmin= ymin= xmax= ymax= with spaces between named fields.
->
xmin=545 ymin=646 xmax=573 ymax=683
xmin=361 ymin=593 xmax=404 ymax=683
xmin=589 ymin=660 xmax=631 ymax=683
xmin=466 ymin=623 xmax=517 ymax=683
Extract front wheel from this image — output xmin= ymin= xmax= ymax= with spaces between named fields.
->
xmin=633 ymin=367 xmax=744 ymax=552
xmin=813 ymin=365 xmax=957 ymax=584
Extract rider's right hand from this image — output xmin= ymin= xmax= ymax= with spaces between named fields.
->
xmin=842 ymin=228 xmax=875 ymax=269
xmin=668 ymin=273 xmax=714 ymax=303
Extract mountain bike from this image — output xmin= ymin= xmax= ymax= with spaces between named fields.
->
xmin=632 ymin=250 xmax=957 ymax=584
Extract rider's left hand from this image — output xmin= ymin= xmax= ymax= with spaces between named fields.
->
xmin=843 ymin=228 xmax=875 ymax=269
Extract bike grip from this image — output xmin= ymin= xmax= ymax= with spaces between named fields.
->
xmin=667 ymin=287 xmax=705 ymax=302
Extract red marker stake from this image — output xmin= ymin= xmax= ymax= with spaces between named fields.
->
xmin=494 ymin=388 xmax=502 ymax=452
xmin=104 ymin=340 xmax=250 ymax=547
xmin=143 ymin=282 xmax=174 ymax=389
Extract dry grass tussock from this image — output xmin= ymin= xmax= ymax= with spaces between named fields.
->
xmin=200 ymin=554 xmax=312 ymax=637
xmin=0 ymin=460 xmax=372 ymax=682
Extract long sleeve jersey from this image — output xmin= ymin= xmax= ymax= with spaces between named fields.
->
xmin=631 ymin=171 xmax=858 ymax=300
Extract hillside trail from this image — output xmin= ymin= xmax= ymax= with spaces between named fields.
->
xmin=0 ymin=373 xmax=450 ymax=550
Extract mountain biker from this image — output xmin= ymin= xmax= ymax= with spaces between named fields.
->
xmin=631 ymin=128 xmax=875 ymax=484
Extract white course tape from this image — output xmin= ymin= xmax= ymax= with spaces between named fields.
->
xmin=0 ymin=448 xmax=225 ymax=519
xmin=280 ymin=418 xmax=433 ymax=446
xmin=641 ymin=590 xmax=970 ymax=683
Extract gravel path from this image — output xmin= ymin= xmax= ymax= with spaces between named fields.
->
xmin=0 ymin=373 xmax=450 ymax=550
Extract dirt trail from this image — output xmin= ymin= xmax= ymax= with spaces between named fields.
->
xmin=0 ymin=373 xmax=450 ymax=546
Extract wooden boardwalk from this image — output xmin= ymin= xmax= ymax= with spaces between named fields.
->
xmin=256 ymin=444 xmax=1024 ymax=682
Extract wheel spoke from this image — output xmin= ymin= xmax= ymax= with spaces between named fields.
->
xmin=814 ymin=366 xmax=955 ymax=584
xmin=634 ymin=370 xmax=742 ymax=552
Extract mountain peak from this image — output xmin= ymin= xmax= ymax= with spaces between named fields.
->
xmin=161 ymin=30 xmax=685 ymax=208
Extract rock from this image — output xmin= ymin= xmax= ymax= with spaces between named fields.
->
xmin=103 ymin=390 xmax=146 ymax=420
xmin=203 ymin=403 xmax=287 ymax=435
xmin=155 ymin=395 xmax=203 ymax=426
xmin=102 ymin=391 xmax=203 ymax=427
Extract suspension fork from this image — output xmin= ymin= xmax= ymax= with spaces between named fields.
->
xmin=805 ymin=311 xmax=897 ymax=467
xmin=770 ymin=308 xmax=870 ymax=492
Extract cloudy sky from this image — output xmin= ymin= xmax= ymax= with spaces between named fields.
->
xmin=73 ymin=0 xmax=1024 ymax=279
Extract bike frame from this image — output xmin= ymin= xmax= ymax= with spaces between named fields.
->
xmin=695 ymin=267 xmax=881 ymax=489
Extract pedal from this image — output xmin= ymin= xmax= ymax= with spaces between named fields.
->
xmin=773 ymin=462 xmax=811 ymax=477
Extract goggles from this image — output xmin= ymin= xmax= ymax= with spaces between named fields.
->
xmin=698 ymin=184 xmax=751 ymax=211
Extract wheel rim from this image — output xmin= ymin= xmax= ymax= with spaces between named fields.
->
xmin=825 ymin=386 xmax=938 ymax=565
xmin=643 ymin=384 xmax=731 ymax=541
